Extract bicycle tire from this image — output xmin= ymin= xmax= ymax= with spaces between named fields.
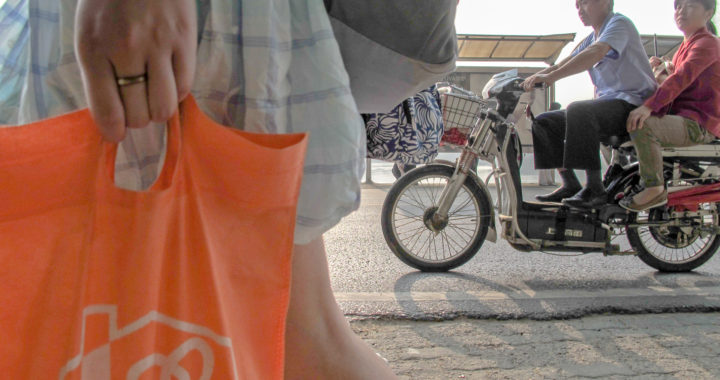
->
xmin=381 ymin=164 xmax=491 ymax=271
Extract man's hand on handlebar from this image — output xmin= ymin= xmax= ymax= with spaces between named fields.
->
xmin=522 ymin=73 xmax=554 ymax=92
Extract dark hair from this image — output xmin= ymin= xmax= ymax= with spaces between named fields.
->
xmin=675 ymin=0 xmax=717 ymax=34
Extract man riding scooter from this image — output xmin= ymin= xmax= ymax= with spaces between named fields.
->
xmin=523 ymin=0 xmax=657 ymax=209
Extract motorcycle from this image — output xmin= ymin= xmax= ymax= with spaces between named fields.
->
xmin=381 ymin=70 xmax=720 ymax=272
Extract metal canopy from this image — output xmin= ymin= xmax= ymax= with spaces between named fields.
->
xmin=457 ymin=33 xmax=684 ymax=65
xmin=456 ymin=34 xmax=577 ymax=65
xmin=641 ymin=34 xmax=684 ymax=58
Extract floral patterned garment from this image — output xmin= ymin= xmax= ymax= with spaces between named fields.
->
xmin=364 ymin=86 xmax=444 ymax=165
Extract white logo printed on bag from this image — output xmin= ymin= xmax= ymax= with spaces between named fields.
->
xmin=58 ymin=305 xmax=239 ymax=379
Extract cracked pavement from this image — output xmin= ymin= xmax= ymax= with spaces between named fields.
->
xmin=351 ymin=313 xmax=720 ymax=379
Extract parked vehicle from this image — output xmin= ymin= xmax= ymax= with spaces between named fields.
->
xmin=381 ymin=70 xmax=720 ymax=272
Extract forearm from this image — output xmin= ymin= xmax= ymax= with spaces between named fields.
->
xmin=536 ymin=64 xmax=558 ymax=76
xmin=645 ymin=70 xmax=696 ymax=111
xmin=539 ymin=55 xmax=572 ymax=76
xmin=655 ymin=73 xmax=668 ymax=85
xmin=547 ymin=45 xmax=607 ymax=82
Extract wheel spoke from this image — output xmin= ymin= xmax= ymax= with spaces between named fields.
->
xmin=443 ymin=229 xmax=469 ymax=251
xmin=449 ymin=196 xmax=474 ymax=216
xmin=630 ymin=204 xmax=719 ymax=266
xmin=404 ymin=188 xmax=430 ymax=210
xmin=388 ymin=171 xmax=486 ymax=265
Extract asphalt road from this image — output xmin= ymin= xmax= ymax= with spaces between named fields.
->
xmin=325 ymin=184 xmax=720 ymax=320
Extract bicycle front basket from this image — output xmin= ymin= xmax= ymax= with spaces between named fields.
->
xmin=440 ymin=92 xmax=485 ymax=147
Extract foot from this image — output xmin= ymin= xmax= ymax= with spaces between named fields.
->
xmin=562 ymin=187 xmax=608 ymax=209
xmin=619 ymin=187 xmax=667 ymax=212
xmin=391 ymin=164 xmax=416 ymax=179
xmin=535 ymin=185 xmax=583 ymax=203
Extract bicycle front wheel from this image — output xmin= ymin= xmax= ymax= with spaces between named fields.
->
xmin=381 ymin=164 xmax=491 ymax=271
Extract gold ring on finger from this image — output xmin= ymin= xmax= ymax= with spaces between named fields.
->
xmin=116 ymin=73 xmax=148 ymax=87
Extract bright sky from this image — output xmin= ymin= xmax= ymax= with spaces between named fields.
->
xmin=456 ymin=0 xmax=720 ymax=106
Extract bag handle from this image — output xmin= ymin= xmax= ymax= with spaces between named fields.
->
xmin=100 ymin=105 xmax=183 ymax=194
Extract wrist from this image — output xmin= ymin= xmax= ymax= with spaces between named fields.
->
xmin=546 ymin=71 xmax=559 ymax=84
xmin=538 ymin=65 xmax=555 ymax=76
xmin=643 ymin=100 xmax=660 ymax=113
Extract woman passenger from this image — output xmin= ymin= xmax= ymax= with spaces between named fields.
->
xmin=623 ymin=0 xmax=720 ymax=211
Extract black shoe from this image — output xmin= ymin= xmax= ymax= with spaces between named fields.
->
xmin=535 ymin=186 xmax=582 ymax=203
xmin=562 ymin=188 xmax=608 ymax=209
xmin=392 ymin=163 xmax=416 ymax=179
xmin=391 ymin=164 xmax=402 ymax=179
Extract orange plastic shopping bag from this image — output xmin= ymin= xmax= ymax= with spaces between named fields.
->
xmin=0 ymin=96 xmax=307 ymax=379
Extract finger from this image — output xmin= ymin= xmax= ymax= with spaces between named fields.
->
xmin=637 ymin=115 xmax=649 ymax=130
xmin=523 ymin=78 xmax=534 ymax=92
xmin=115 ymin=62 xmax=151 ymax=129
xmin=172 ymin=33 xmax=196 ymax=101
xmin=147 ymin=52 xmax=177 ymax=123
xmin=630 ymin=115 xmax=636 ymax=131
xmin=627 ymin=114 xmax=638 ymax=132
xmin=634 ymin=115 xmax=643 ymax=131
xmin=78 ymin=54 xmax=127 ymax=142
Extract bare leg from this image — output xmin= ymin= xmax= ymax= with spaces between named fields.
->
xmin=630 ymin=186 xmax=665 ymax=204
xmin=284 ymin=236 xmax=397 ymax=379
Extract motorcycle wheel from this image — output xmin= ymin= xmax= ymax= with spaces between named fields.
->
xmin=626 ymin=202 xmax=720 ymax=272
xmin=381 ymin=164 xmax=491 ymax=272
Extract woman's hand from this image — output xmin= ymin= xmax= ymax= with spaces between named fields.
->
xmin=626 ymin=105 xmax=653 ymax=132
xmin=650 ymin=56 xmax=674 ymax=73
xmin=649 ymin=56 xmax=663 ymax=69
xmin=75 ymin=0 xmax=197 ymax=142
xmin=665 ymin=61 xmax=676 ymax=75
xmin=651 ymin=56 xmax=675 ymax=84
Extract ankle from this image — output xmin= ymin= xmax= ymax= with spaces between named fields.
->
xmin=585 ymin=169 xmax=604 ymax=193
xmin=559 ymin=184 xmax=580 ymax=191
xmin=643 ymin=186 xmax=665 ymax=194
xmin=559 ymin=169 xmax=581 ymax=189
xmin=587 ymin=184 xmax=606 ymax=194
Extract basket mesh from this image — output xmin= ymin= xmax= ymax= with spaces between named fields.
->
xmin=441 ymin=93 xmax=484 ymax=146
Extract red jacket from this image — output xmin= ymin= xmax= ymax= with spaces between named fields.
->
xmin=644 ymin=28 xmax=720 ymax=138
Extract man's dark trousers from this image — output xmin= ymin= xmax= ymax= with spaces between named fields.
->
xmin=532 ymin=98 xmax=636 ymax=171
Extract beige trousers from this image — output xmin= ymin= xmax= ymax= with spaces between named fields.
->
xmin=630 ymin=115 xmax=716 ymax=187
